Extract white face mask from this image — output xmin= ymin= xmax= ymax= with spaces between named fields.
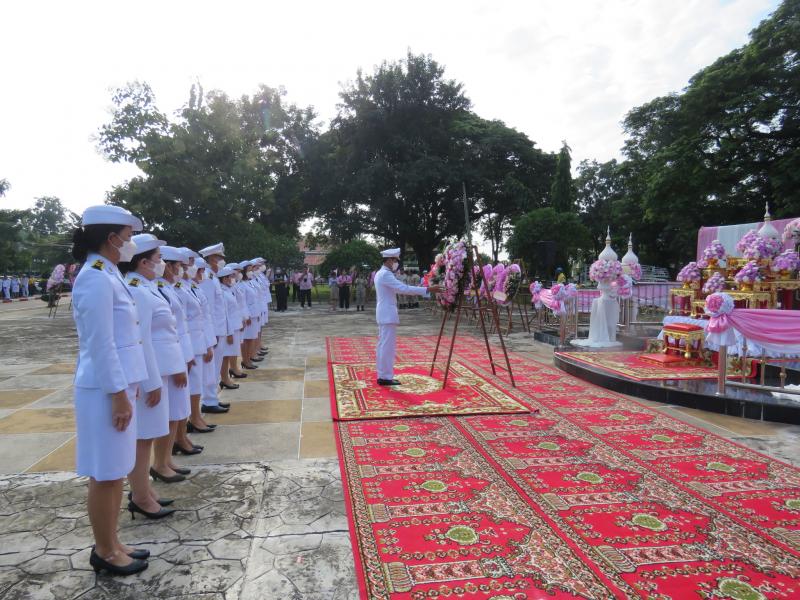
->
xmin=236 ymin=272 xmax=243 ymax=282
xmin=390 ymin=261 xmax=399 ymax=272
xmin=153 ymin=260 xmax=166 ymax=278
xmin=186 ymin=265 xmax=198 ymax=278
xmin=176 ymin=266 xmax=185 ymax=278
xmin=216 ymin=259 xmax=226 ymax=270
xmin=115 ymin=237 xmax=138 ymax=262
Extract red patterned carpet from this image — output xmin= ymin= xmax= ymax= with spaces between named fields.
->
xmin=330 ymin=336 xmax=800 ymax=599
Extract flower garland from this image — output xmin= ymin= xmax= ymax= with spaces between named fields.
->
xmin=742 ymin=235 xmax=782 ymax=260
xmin=782 ymin=218 xmax=800 ymax=244
xmin=529 ymin=281 xmax=543 ymax=307
xmin=734 ymin=260 xmax=761 ymax=285
xmin=439 ymin=241 xmax=468 ymax=308
xmin=705 ymin=292 xmax=734 ymax=318
xmin=771 ymin=250 xmax=799 ymax=273
xmin=46 ymin=264 xmax=66 ymax=291
xmin=503 ymin=264 xmax=522 ymax=301
xmin=677 ymin=261 xmax=702 ymax=283
xmin=702 ymin=272 xmax=726 ymax=294
xmin=703 ymin=239 xmax=727 ymax=262
xmin=422 ymin=253 xmax=446 ymax=287
xmin=589 ymin=258 xmax=623 ymax=283
xmin=624 ymin=262 xmax=642 ymax=281
xmin=735 ymin=229 xmax=760 ymax=256
xmin=614 ymin=274 xmax=634 ymax=299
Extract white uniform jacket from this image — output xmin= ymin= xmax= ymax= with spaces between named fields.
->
xmin=243 ymin=280 xmax=260 ymax=319
xmin=221 ymin=284 xmax=241 ymax=333
xmin=124 ymin=273 xmax=163 ymax=394
xmin=233 ymin=282 xmax=247 ymax=329
xmin=374 ymin=266 xmax=428 ymax=325
xmin=195 ymin=282 xmax=217 ymax=349
xmin=72 ymin=253 xmax=148 ymax=393
xmin=147 ymin=278 xmax=185 ymax=376
xmin=175 ymin=280 xmax=206 ymax=356
xmin=156 ymin=278 xmax=194 ymax=364
xmin=199 ymin=271 xmax=227 ymax=338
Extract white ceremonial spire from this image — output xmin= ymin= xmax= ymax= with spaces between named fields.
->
xmin=622 ymin=233 xmax=639 ymax=265
xmin=599 ymin=226 xmax=618 ymax=261
xmin=759 ymin=202 xmax=780 ymax=240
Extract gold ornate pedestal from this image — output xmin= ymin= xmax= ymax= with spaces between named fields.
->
xmin=663 ymin=328 xmax=705 ymax=360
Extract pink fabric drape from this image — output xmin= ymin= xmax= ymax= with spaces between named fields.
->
xmin=537 ymin=289 xmax=565 ymax=314
xmin=696 ymin=218 xmax=797 ymax=260
xmin=708 ymin=309 xmax=800 ymax=345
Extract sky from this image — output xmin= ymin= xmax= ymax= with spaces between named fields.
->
xmin=0 ymin=0 xmax=779 ymax=218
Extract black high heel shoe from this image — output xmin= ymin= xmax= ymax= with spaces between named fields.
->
xmin=229 ymin=369 xmax=248 ymax=379
xmin=149 ymin=467 xmax=185 ymax=483
xmin=89 ymin=549 xmax=148 ymax=576
xmin=258 ymin=349 xmax=269 ymax=356
xmin=172 ymin=443 xmax=202 ymax=456
xmin=172 ymin=466 xmax=191 ymax=475
xmin=187 ymin=421 xmax=215 ymax=434
xmin=220 ymin=381 xmax=239 ymax=390
xmin=128 ymin=500 xmax=176 ymax=520
xmin=92 ymin=543 xmax=150 ymax=560
xmin=241 ymin=362 xmax=258 ymax=370
xmin=128 ymin=491 xmax=173 ymax=507
xmin=251 ymin=356 xmax=264 ymax=362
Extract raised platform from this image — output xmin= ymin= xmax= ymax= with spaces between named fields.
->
xmin=554 ymin=349 xmax=800 ymax=425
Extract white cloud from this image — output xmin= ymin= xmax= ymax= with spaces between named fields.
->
xmin=0 ymin=0 xmax=778 ymax=215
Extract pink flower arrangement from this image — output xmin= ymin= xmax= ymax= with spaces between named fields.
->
xmin=704 ymin=292 xmax=734 ymax=318
xmin=736 ymin=229 xmax=760 ymax=256
xmin=613 ymin=274 xmax=634 ymax=299
xmin=677 ymin=262 xmax=702 ymax=283
xmin=702 ymin=272 xmax=726 ymax=294
xmin=624 ymin=262 xmax=642 ymax=281
xmin=503 ymin=264 xmax=522 ymax=300
xmin=439 ymin=241 xmax=468 ymax=307
xmin=782 ymin=218 xmax=800 ymax=244
xmin=734 ymin=260 xmax=761 ymax=285
xmin=771 ymin=249 xmax=799 ymax=273
xmin=46 ymin=264 xmax=66 ymax=291
xmin=702 ymin=240 xmax=726 ymax=262
xmin=742 ymin=235 xmax=782 ymax=260
xmin=589 ymin=259 xmax=623 ymax=283
xmin=530 ymin=281 xmax=543 ymax=306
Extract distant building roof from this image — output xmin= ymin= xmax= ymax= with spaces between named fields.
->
xmin=298 ymin=240 xmax=330 ymax=268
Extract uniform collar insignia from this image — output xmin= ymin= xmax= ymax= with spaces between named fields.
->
xmin=175 ymin=281 xmax=182 ymax=288
xmin=91 ymin=259 xmax=105 ymax=270
xmin=157 ymin=280 xmax=165 ymax=288
xmin=191 ymin=283 xmax=198 ymax=289
xmin=128 ymin=277 xmax=140 ymax=287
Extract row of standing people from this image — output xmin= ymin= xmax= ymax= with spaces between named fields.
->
xmin=70 ymin=204 xmax=272 ymax=576
xmin=328 ymin=269 xmax=421 ymax=311
xmin=1 ymin=274 xmax=31 ymax=299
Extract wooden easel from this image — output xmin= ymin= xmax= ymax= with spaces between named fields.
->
xmin=429 ymin=246 xmax=516 ymax=388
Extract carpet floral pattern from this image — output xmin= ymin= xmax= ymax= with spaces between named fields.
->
xmin=331 ymin=336 xmax=800 ymax=599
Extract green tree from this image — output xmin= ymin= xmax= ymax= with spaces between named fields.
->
xmin=506 ymin=207 xmax=591 ymax=278
xmin=320 ymin=239 xmax=382 ymax=275
xmin=550 ymin=141 xmax=575 ymax=212
xmin=99 ymin=81 xmax=317 ymax=249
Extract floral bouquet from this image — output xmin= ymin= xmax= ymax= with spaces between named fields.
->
xmin=589 ymin=258 xmax=623 ymax=283
xmin=468 ymin=264 xmax=483 ymax=292
xmin=624 ymin=262 xmax=642 ymax=281
xmin=734 ymin=260 xmax=761 ymax=285
xmin=677 ymin=261 xmax=702 ymax=283
xmin=702 ymin=272 xmax=726 ymax=294
xmin=503 ymin=264 xmax=522 ymax=301
xmin=480 ymin=263 xmax=495 ymax=298
xmin=46 ymin=264 xmax=66 ymax=291
xmin=439 ymin=241 xmax=468 ymax=308
xmin=771 ymin=249 xmax=799 ymax=274
xmin=702 ymin=240 xmax=726 ymax=263
xmin=782 ymin=218 xmax=800 ymax=244
xmin=742 ymin=235 xmax=782 ymax=260
xmin=704 ymin=292 xmax=734 ymax=318
xmin=530 ymin=281 xmax=543 ymax=307
xmin=613 ymin=274 xmax=634 ymax=299
xmin=424 ymin=253 xmax=446 ymax=286
xmin=736 ymin=229 xmax=760 ymax=256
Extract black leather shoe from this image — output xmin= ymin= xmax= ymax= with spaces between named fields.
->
xmin=172 ymin=443 xmax=202 ymax=456
xmin=128 ymin=492 xmax=173 ymax=507
xmin=128 ymin=500 xmax=176 ymax=520
xmin=251 ymin=356 xmax=264 ymax=362
xmin=187 ymin=421 xmax=215 ymax=433
xmin=127 ymin=548 xmax=150 ymax=560
xmin=230 ymin=369 xmax=248 ymax=379
xmin=149 ymin=467 xmax=185 ymax=483
xmin=202 ymin=404 xmax=229 ymax=414
xmin=89 ymin=550 xmax=148 ymax=576
xmin=258 ymin=350 xmax=269 ymax=356
xmin=172 ymin=466 xmax=191 ymax=475
xmin=242 ymin=362 xmax=258 ymax=370
xmin=219 ymin=381 xmax=239 ymax=390
xmin=377 ymin=379 xmax=402 ymax=386
xmin=218 ymin=402 xmax=230 ymax=408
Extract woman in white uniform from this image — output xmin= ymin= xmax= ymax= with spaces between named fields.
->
xmin=172 ymin=247 xmax=209 ymax=454
xmin=187 ymin=257 xmax=219 ymax=433
xmin=253 ymin=258 xmax=270 ymax=356
xmin=120 ymin=234 xmax=177 ymax=519
xmin=217 ymin=266 xmax=242 ymax=390
xmin=240 ymin=261 xmax=262 ymax=368
xmin=71 ymin=204 xmax=150 ymax=575
xmin=151 ymin=246 xmax=194 ymax=483
xmin=228 ymin=263 xmax=250 ymax=377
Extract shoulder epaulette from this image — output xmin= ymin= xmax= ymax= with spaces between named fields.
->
xmin=191 ymin=283 xmax=198 ymax=289
xmin=175 ymin=281 xmax=182 ymax=288
xmin=210 ymin=273 xmax=215 ymax=279
xmin=128 ymin=277 xmax=140 ymax=287
xmin=91 ymin=260 xmax=104 ymax=270
xmin=157 ymin=280 xmax=165 ymax=288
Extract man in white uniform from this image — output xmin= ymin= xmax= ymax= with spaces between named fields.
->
xmin=374 ymin=249 xmax=440 ymax=386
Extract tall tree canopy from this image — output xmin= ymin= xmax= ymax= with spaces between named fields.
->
xmin=308 ymin=52 xmax=554 ymax=267
xmin=97 ymin=81 xmax=313 ymax=264
xmin=550 ymin=141 xmax=575 ymax=213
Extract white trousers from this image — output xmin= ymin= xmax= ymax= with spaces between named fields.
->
xmin=376 ymin=324 xmax=397 ymax=381
xmin=201 ymin=342 xmax=222 ymax=407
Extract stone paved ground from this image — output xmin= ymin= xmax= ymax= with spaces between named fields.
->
xmin=0 ymin=296 xmax=798 ymax=598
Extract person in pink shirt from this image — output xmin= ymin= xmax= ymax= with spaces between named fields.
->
xmin=337 ymin=270 xmax=352 ymax=311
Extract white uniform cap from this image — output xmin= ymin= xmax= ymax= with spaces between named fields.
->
xmin=195 ymin=257 xmax=208 ymax=269
xmin=161 ymin=246 xmax=189 ymax=263
xmin=253 ymin=257 xmax=265 ymax=264
xmin=239 ymin=260 xmax=253 ymax=268
xmin=381 ymin=248 xmax=401 ymax=258
xmin=81 ymin=205 xmax=143 ymax=231
xmin=179 ymin=247 xmax=200 ymax=259
xmin=131 ymin=233 xmax=166 ymax=254
xmin=227 ymin=262 xmax=242 ymax=270
xmin=199 ymin=243 xmax=225 ymax=258
xmin=217 ymin=266 xmax=235 ymax=278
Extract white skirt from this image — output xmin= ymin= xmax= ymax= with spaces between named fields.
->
xmin=75 ymin=384 xmax=139 ymax=481
xmin=244 ymin=316 xmax=259 ymax=340
xmin=136 ymin=377 xmax=169 ymax=440
xmin=189 ymin=355 xmax=204 ymax=396
xmin=167 ymin=372 xmax=190 ymax=421
xmin=220 ymin=333 xmax=240 ymax=357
